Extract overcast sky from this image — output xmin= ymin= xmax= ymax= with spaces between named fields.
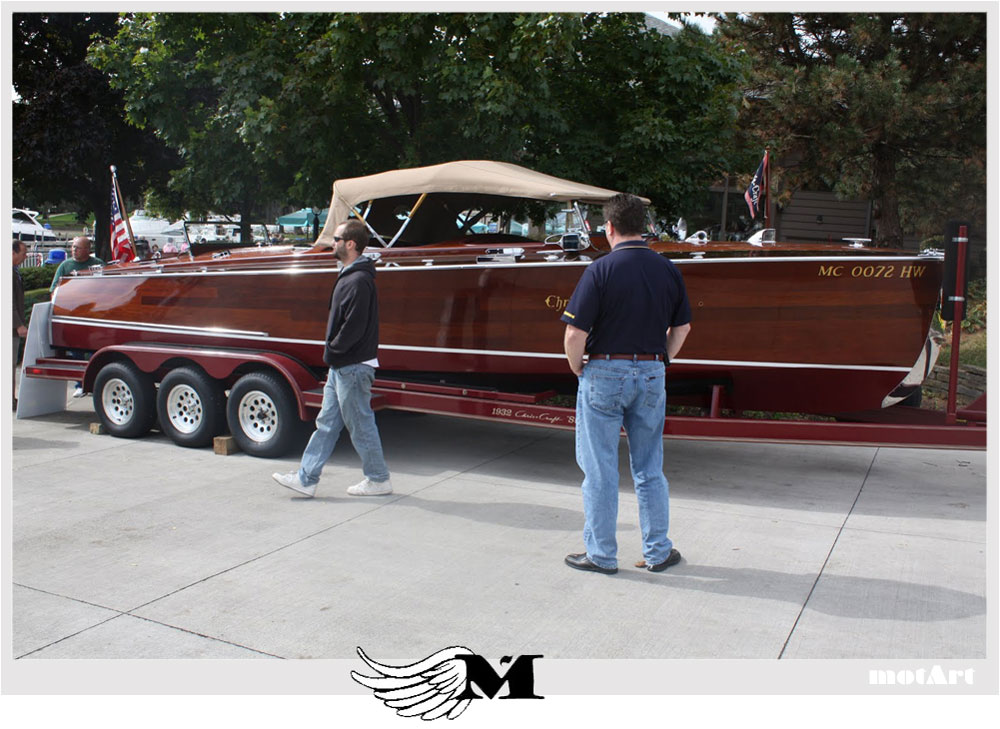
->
xmin=648 ymin=11 xmax=719 ymax=34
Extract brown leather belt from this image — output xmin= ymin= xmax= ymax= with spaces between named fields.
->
xmin=591 ymin=353 xmax=664 ymax=361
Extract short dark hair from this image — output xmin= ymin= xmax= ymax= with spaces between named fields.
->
xmin=341 ymin=219 xmax=370 ymax=253
xmin=604 ymin=193 xmax=647 ymax=237
xmin=13 ymin=239 xmax=26 ymax=254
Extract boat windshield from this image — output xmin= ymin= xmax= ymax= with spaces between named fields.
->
xmin=360 ymin=193 xmax=598 ymax=247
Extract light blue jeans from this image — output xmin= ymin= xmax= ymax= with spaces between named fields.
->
xmin=298 ymin=364 xmax=390 ymax=487
xmin=575 ymin=359 xmax=673 ymax=570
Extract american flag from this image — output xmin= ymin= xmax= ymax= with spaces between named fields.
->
xmin=110 ymin=170 xmax=136 ymax=262
xmin=744 ymin=150 xmax=768 ymax=220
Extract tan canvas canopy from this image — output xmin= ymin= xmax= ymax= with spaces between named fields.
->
xmin=317 ymin=160 xmax=647 ymax=245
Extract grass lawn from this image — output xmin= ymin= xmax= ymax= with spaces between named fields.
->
xmin=43 ymin=212 xmax=94 ymax=231
xmin=938 ymin=328 xmax=987 ymax=369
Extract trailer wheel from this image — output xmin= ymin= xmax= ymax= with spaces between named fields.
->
xmin=226 ymin=371 xmax=304 ymax=458
xmin=93 ymin=361 xmax=157 ymax=439
xmin=157 ymin=367 xmax=227 ymax=448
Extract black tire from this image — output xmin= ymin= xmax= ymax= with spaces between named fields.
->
xmin=156 ymin=367 xmax=227 ymax=448
xmin=93 ymin=361 xmax=157 ymax=439
xmin=226 ymin=370 xmax=304 ymax=458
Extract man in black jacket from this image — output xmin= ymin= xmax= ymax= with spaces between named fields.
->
xmin=273 ymin=220 xmax=392 ymax=498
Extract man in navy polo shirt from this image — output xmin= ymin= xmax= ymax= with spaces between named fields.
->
xmin=560 ymin=193 xmax=692 ymax=575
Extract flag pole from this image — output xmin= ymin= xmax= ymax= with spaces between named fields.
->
xmin=110 ymin=165 xmax=137 ymax=259
xmin=763 ymin=148 xmax=771 ymax=229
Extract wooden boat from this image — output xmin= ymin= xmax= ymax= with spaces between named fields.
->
xmin=49 ymin=160 xmax=943 ymax=416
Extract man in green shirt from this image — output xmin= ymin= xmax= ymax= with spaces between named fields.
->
xmin=49 ymin=236 xmax=104 ymax=291
xmin=49 ymin=235 xmax=104 ymax=398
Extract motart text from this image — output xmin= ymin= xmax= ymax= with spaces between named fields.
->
xmin=818 ymin=264 xmax=927 ymax=279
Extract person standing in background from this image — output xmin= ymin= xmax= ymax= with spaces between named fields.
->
xmin=13 ymin=240 xmax=28 ymax=409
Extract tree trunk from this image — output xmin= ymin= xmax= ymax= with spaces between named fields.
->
xmin=239 ymin=204 xmax=254 ymax=246
xmin=91 ymin=188 xmax=111 ymax=261
xmin=872 ymin=143 xmax=903 ymax=247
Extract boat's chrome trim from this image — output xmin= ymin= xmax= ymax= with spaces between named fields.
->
xmin=64 ymin=266 xmax=346 ymax=279
xmin=672 ymin=255 xmax=930 ymax=266
xmin=54 ymin=253 xmax=935 ymax=280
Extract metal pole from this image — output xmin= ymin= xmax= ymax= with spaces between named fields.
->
xmin=945 ymin=225 xmax=968 ymax=424
xmin=720 ymin=176 xmax=729 ymax=239
xmin=763 ymin=149 xmax=771 ymax=229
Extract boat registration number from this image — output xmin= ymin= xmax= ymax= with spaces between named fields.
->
xmin=818 ymin=264 xmax=927 ymax=279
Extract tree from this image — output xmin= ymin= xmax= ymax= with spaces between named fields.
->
xmin=89 ymin=13 xmax=295 ymax=241
xmin=719 ymin=13 xmax=987 ymax=246
xmin=246 ymin=12 xmax=747 ymax=215
xmin=12 ymin=13 xmax=179 ymax=260
xmin=92 ymin=12 xmax=747 ymax=219
xmin=522 ymin=14 xmax=747 ymax=215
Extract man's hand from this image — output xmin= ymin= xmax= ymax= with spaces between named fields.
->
xmin=17 ymin=325 xmax=28 ymax=337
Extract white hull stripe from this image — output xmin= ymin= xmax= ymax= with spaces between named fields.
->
xmin=53 ymin=315 xmax=271 ymax=339
xmin=52 ymin=316 xmax=910 ymax=373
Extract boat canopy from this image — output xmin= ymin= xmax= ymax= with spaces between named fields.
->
xmin=318 ymin=160 xmax=646 ymax=246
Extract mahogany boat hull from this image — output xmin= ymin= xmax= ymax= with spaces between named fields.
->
xmin=49 ymin=245 xmax=942 ymax=415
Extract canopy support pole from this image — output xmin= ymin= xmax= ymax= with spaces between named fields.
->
xmin=387 ymin=193 xmax=428 ymax=248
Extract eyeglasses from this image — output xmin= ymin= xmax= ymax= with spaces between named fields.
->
xmin=333 ymin=236 xmax=346 ymax=242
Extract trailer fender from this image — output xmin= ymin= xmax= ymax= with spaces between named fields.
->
xmin=83 ymin=344 xmax=320 ymax=420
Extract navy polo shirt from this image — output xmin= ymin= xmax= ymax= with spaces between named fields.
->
xmin=560 ymin=241 xmax=691 ymax=356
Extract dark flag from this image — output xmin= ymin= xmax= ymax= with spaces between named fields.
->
xmin=744 ymin=150 xmax=768 ymax=220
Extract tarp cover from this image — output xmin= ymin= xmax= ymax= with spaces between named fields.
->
xmin=277 ymin=208 xmax=328 ymax=227
xmin=318 ymin=160 xmax=645 ymax=245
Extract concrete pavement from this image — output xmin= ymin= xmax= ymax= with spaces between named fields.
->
xmin=6 ymin=391 xmax=991 ymax=693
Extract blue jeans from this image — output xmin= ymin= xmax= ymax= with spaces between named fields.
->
xmin=575 ymin=359 xmax=673 ymax=569
xmin=298 ymin=364 xmax=390 ymax=486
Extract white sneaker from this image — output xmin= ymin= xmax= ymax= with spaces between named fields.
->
xmin=272 ymin=471 xmax=316 ymax=497
xmin=347 ymin=478 xmax=393 ymax=496
xmin=72 ymin=386 xmax=86 ymax=399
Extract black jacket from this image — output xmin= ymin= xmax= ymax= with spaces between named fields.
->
xmin=323 ymin=257 xmax=379 ymax=368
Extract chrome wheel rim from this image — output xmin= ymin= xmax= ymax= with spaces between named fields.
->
xmin=101 ymin=377 xmax=135 ymax=426
xmin=237 ymin=389 xmax=278 ymax=443
xmin=165 ymin=384 xmax=203 ymax=434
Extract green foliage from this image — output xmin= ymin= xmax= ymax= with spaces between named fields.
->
xmin=89 ymin=13 xmax=285 ymax=233
xmin=524 ymin=15 xmax=747 ymax=214
xmin=718 ymin=13 xmax=986 ymax=246
xmin=933 ymin=277 xmax=986 ymax=337
xmin=18 ymin=265 xmax=58 ymax=291
xmin=89 ymin=12 xmax=747 ymax=216
xmin=961 ymin=278 xmax=986 ymax=333
xmin=12 ymin=14 xmax=179 ymax=260
xmin=937 ymin=330 xmax=986 ymax=370
xmin=23 ymin=288 xmax=52 ymax=326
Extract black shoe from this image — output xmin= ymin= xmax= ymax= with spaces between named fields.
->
xmin=565 ymin=553 xmax=618 ymax=574
xmin=646 ymin=548 xmax=682 ymax=572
